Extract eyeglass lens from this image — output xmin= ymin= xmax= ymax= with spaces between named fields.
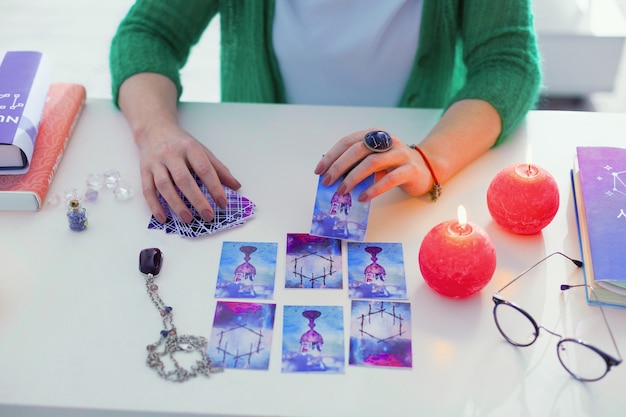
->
xmin=558 ymin=340 xmax=609 ymax=382
xmin=494 ymin=303 xmax=538 ymax=346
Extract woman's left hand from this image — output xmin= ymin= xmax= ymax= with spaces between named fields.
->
xmin=314 ymin=128 xmax=433 ymax=202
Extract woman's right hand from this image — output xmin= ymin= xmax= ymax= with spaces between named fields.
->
xmin=118 ymin=72 xmax=240 ymax=224
xmin=136 ymin=119 xmax=241 ymax=224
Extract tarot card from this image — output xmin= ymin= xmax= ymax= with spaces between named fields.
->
xmin=147 ymin=215 xmax=165 ymax=231
xmin=284 ymin=233 xmax=343 ymax=289
xmin=347 ymin=242 xmax=408 ymax=299
xmin=215 ymin=241 xmax=278 ymax=300
xmin=171 ymin=183 xmax=256 ymax=237
xmin=147 ymin=193 xmax=174 ymax=232
xmin=281 ymin=305 xmax=345 ymax=373
xmin=147 ymin=173 xmax=256 ymax=238
xmin=208 ymin=301 xmax=277 ymax=370
xmin=182 ymin=187 xmax=256 ymax=237
xmin=310 ymin=173 xmax=375 ymax=242
xmin=349 ymin=300 xmax=412 ymax=368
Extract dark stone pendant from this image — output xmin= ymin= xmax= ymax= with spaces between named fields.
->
xmin=140 ymin=248 xmax=163 ymax=276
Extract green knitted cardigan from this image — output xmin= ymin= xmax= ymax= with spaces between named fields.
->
xmin=110 ymin=0 xmax=541 ymax=144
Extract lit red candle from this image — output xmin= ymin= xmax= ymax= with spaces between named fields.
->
xmin=486 ymin=145 xmax=559 ymax=235
xmin=418 ymin=205 xmax=497 ymax=299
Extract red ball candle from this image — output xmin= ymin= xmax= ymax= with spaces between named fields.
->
xmin=486 ymin=146 xmax=559 ymax=235
xmin=418 ymin=206 xmax=497 ymax=299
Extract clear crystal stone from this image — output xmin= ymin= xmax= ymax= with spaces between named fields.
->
xmin=103 ymin=169 xmax=121 ymax=189
xmin=113 ymin=181 xmax=134 ymax=200
xmin=45 ymin=193 xmax=61 ymax=208
xmin=85 ymin=173 xmax=104 ymax=189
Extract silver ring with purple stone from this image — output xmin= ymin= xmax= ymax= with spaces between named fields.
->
xmin=363 ymin=130 xmax=393 ymax=153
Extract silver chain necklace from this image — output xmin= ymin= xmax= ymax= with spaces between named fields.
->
xmin=139 ymin=248 xmax=223 ymax=382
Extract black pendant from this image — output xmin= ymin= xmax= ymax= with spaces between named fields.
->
xmin=140 ymin=247 xmax=163 ymax=276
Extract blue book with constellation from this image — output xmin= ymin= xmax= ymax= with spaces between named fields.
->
xmin=572 ymin=146 xmax=626 ymax=308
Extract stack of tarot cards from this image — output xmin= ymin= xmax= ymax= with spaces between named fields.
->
xmin=148 ymin=173 xmax=256 ymax=238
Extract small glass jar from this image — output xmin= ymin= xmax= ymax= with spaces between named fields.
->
xmin=67 ymin=199 xmax=88 ymax=231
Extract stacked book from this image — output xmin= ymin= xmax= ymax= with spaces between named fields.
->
xmin=572 ymin=146 xmax=626 ymax=308
xmin=0 ymin=50 xmax=86 ymax=211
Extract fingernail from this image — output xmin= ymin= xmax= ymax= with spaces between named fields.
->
xmin=180 ymin=211 xmax=193 ymax=223
xmin=322 ymin=174 xmax=332 ymax=186
xmin=156 ymin=213 xmax=167 ymax=224
xmin=201 ymin=209 xmax=214 ymax=221
xmin=336 ymin=183 xmax=347 ymax=195
xmin=314 ymin=161 xmax=324 ymax=175
xmin=358 ymin=192 xmax=368 ymax=202
xmin=218 ymin=196 xmax=228 ymax=208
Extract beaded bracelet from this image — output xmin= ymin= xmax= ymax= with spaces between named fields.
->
xmin=409 ymin=145 xmax=442 ymax=202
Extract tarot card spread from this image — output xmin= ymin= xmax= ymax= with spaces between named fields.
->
xmin=147 ymin=173 xmax=256 ymax=238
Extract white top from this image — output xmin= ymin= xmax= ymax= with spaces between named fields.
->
xmin=272 ymin=0 xmax=423 ymax=107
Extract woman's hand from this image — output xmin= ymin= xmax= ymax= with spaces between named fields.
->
xmin=118 ymin=72 xmax=241 ymax=224
xmin=314 ymin=100 xmax=503 ymax=202
xmin=136 ymin=120 xmax=241 ymax=224
xmin=314 ymin=128 xmax=433 ymax=202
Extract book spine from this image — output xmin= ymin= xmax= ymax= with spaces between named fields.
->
xmin=33 ymin=84 xmax=86 ymax=208
xmin=45 ymin=107 xmax=83 ymax=201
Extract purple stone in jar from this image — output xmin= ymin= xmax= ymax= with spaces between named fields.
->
xmin=67 ymin=199 xmax=88 ymax=231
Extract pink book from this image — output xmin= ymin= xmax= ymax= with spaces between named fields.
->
xmin=0 ymin=83 xmax=86 ymax=211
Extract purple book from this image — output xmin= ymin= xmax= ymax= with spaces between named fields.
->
xmin=0 ymin=51 xmax=52 ymax=174
xmin=574 ymin=146 xmax=626 ymax=307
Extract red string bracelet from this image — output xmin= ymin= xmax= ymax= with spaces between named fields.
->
xmin=410 ymin=145 xmax=442 ymax=201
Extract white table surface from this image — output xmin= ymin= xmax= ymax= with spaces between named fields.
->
xmin=1 ymin=100 xmax=626 ymax=417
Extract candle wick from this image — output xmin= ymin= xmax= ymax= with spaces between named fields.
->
xmin=526 ymin=163 xmax=532 ymax=176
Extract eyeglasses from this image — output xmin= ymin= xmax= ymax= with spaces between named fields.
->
xmin=492 ymin=251 xmax=623 ymax=382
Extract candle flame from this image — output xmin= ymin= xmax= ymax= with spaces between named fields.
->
xmin=457 ymin=205 xmax=467 ymax=229
xmin=526 ymin=144 xmax=533 ymax=173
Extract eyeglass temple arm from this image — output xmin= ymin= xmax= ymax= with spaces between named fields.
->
xmin=496 ymin=251 xmax=583 ymax=294
xmin=561 ymin=284 xmax=623 ymax=363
